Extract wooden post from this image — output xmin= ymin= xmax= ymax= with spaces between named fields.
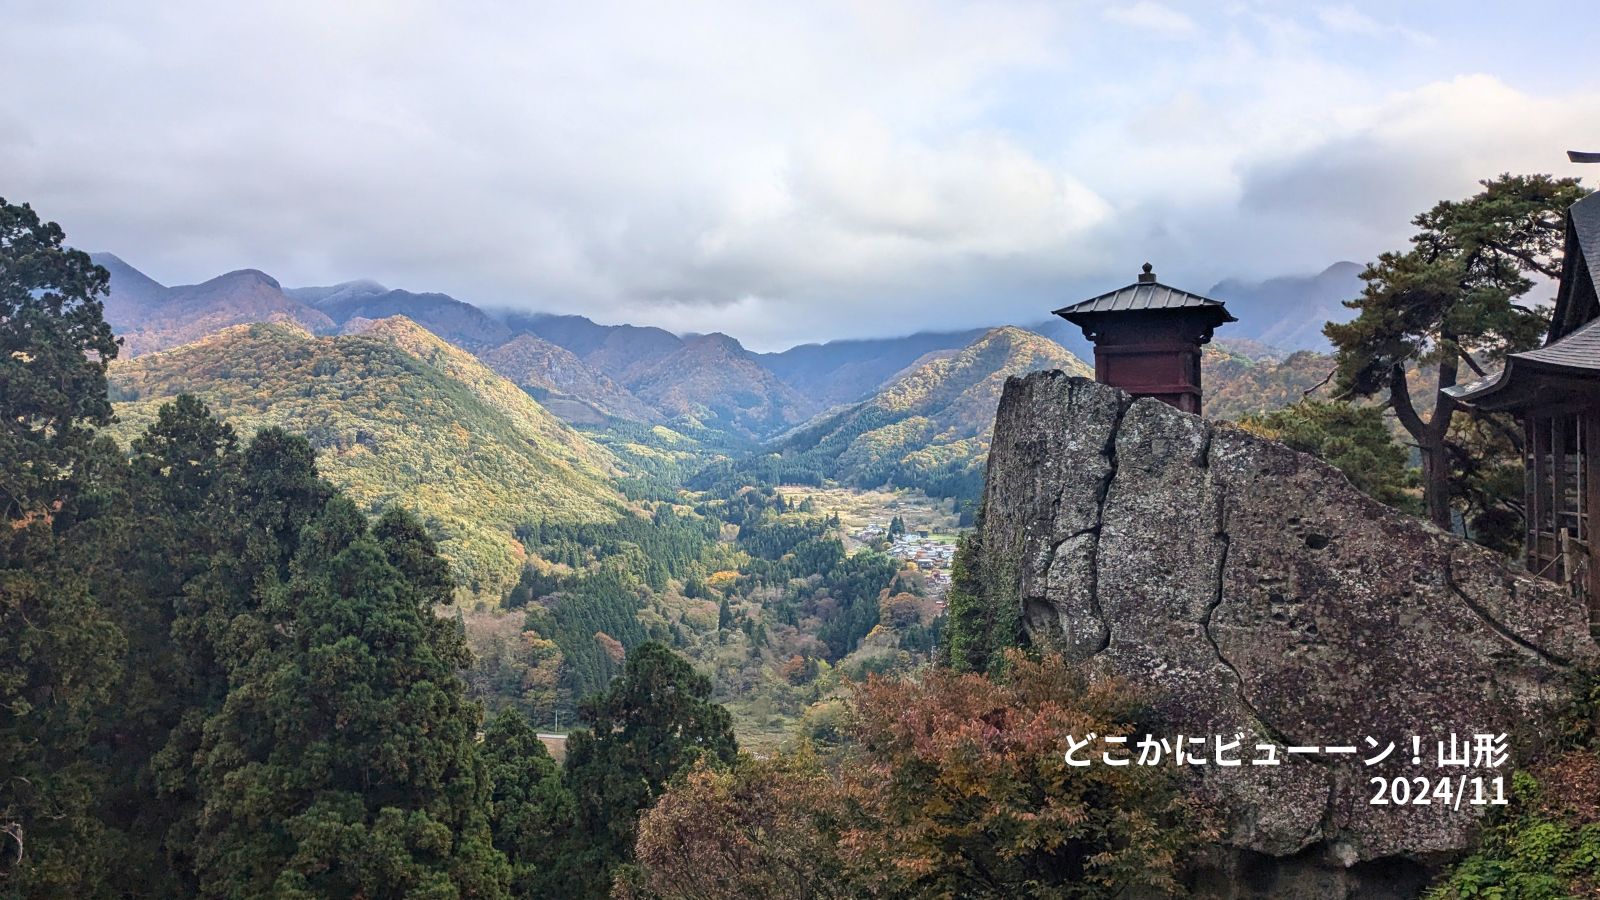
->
xmin=1554 ymin=418 xmax=1568 ymax=518
xmin=1533 ymin=417 xmax=1552 ymax=574
xmin=1587 ymin=413 xmax=1600 ymax=611
xmin=1526 ymin=415 xmax=1539 ymax=571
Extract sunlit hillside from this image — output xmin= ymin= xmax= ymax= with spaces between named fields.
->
xmin=108 ymin=318 xmax=627 ymax=599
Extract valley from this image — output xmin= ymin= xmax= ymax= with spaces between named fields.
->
xmin=89 ymin=252 xmax=1347 ymax=745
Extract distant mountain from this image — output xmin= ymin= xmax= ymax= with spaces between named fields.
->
xmin=292 ymin=280 xmax=515 ymax=351
xmin=624 ymin=332 xmax=818 ymax=440
xmin=90 ymin=251 xmax=1350 ymax=445
xmin=480 ymin=333 xmax=659 ymax=425
xmin=1207 ymin=262 xmax=1363 ymax=351
xmin=107 ymin=317 xmax=625 ymax=600
xmin=507 ymin=313 xmax=686 ymax=383
xmin=703 ymin=327 xmax=1090 ymax=500
xmin=758 ymin=328 xmax=992 ymax=407
xmin=91 ymin=253 xmax=334 ymax=357
xmin=1202 ymin=346 xmax=1337 ymax=421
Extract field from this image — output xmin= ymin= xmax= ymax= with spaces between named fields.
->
xmin=774 ymin=485 xmax=962 ymax=550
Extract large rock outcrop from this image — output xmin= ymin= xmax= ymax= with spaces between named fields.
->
xmin=975 ymin=372 xmax=1598 ymax=896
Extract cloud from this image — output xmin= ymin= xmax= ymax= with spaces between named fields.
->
xmin=1103 ymin=2 xmax=1199 ymax=37
xmin=0 ymin=1 xmax=1594 ymax=350
xmin=1316 ymin=5 xmax=1433 ymax=45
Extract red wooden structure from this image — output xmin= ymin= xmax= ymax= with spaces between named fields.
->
xmin=1449 ymin=192 xmax=1600 ymax=611
xmin=1052 ymin=263 xmax=1235 ymax=414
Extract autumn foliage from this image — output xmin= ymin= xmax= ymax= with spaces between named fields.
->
xmin=633 ymin=651 xmax=1212 ymax=899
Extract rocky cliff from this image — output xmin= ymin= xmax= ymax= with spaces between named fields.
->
xmin=975 ymin=372 xmax=1598 ymax=897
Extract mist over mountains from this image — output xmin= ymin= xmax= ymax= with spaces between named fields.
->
xmin=93 ymin=252 xmax=1352 ymax=448
xmin=87 ymin=248 xmax=1350 ymax=594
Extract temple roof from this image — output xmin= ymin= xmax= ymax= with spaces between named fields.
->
xmin=1447 ymin=194 xmax=1600 ymax=412
xmin=1052 ymin=264 xmax=1237 ymax=322
xmin=1446 ymin=317 xmax=1600 ymax=410
xmin=1551 ymin=192 xmax=1600 ymax=340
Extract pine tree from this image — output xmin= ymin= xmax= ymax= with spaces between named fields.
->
xmin=1326 ymin=174 xmax=1589 ymax=529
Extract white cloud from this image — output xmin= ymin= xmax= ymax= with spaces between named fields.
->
xmin=1316 ymin=5 xmax=1433 ymax=45
xmin=1103 ymin=1 xmax=1199 ymax=37
xmin=0 ymin=1 xmax=1594 ymax=350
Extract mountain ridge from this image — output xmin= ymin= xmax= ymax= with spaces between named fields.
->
xmin=91 ymin=253 xmax=1352 ymax=443
xmin=107 ymin=316 xmax=627 ymax=599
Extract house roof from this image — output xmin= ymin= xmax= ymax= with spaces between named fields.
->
xmin=1052 ymin=264 xmax=1237 ymax=322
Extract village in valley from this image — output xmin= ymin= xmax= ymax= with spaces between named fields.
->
xmin=854 ymin=519 xmax=957 ymax=594
xmin=774 ymin=485 xmax=962 ymax=598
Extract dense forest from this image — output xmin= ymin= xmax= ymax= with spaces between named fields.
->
xmin=8 ymin=170 xmax=1600 ymax=900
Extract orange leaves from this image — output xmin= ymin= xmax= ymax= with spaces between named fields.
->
xmin=634 ymin=652 xmax=1212 ymax=898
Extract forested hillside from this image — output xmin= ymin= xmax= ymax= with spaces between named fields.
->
xmin=623 ymin=333 xmax=818 ymax=440
xmin=482 ymin=333 xmax=660 ymax=425
xmin=107 ymin=317 xmax=626 ymax=599
xmin=1201 ymin=345 xmax=1336 ymax=420
xmin=700 ymin=327 xmax=1090 ymax=503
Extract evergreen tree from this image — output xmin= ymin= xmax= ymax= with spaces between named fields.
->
xmin=1326 ymin=174 xmax=1589 ymax=530
xmin=563 ymin=643 xmax=736 ymax=897
xmin=1240 ymin=401 xmax=1418 ymax=511
xmin=481 ymin=709 xmax=575 ymax=897
xmin=0 ymin=197 xmax=125 ymax=895
xmin=93 ymin=395 xmax=242 ymax=896
xmin=0 ymin=197 xmax=120 ymax=520
xmin=188 ymin=499 xmax=510 ymax=898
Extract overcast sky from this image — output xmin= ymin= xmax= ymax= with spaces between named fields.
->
xmin=3 ymin=1 xmax=1596 ymax=350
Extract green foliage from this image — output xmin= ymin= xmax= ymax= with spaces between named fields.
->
xmin=0 ymin=198 xmax=127 ymax=896
xmin=182 ymin=466 xmax=510 ymax=897
xmin=1428 ymin=771 xmax=1600 ymax=900
xmin=1241 ymin=401 xmax=1419 ymax=510
xmin=480 ymin=709 xmax=576 ymax=897
xmin=0 ymin=197 xmax=120 ymax=520
xmin=109 ymin=318 xmax=626 ymax=600
xmin=1325 ymin=174 xmax=1590 ymax=530
xmin=940 ymin=528 xmax=1017 ymax=674
xmin=563 ymin=642 xmax=738 ymax=897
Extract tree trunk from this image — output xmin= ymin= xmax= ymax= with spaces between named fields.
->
xmin=1421 ymin=435 xmax=1452 ymax=530
xmin=1388 ymin=360 xmax=1457 ymax=532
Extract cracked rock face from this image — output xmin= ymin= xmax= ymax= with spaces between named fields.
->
xmin=978 ymin=373 xmax=1597 ymax=876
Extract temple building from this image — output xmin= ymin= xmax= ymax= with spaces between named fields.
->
xmin=1448 ymin=192 xmax=1600 ymax=607
xmin=1053 ymin=263 xmax=1235 ymax=414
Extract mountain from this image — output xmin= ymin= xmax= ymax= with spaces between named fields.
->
xmin=758 ymin=328 xmax=992 ymax=407
xmin=707 ymin=327 xmax=1090 ymax=500
xmin=1201 ymin=346 xmax=1336 ymax=421
xmin=91 ymin=254 xmax=335 ymax=357
xmin=624 ymin=332 xmax=818 ymax=440
xmin=507 ymin=313 xmax=687 ymax=383
xmin=480 ymin=333 xmax=659 ymax=425
xmin=292 ymin=280 xmax=515 ymax=350
xmin=1206 ymin=261 xmax=1363 ymax=351
xmin=107 ymin=317 xmax=625 ymax=600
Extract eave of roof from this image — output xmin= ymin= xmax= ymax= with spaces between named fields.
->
xmin=1447 ymin=318 xmax=1600 ymax=410
xmin=1051 ymin=281 xmax=1237 ymax=321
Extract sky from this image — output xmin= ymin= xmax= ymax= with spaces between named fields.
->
xmin=3 ymin=1 xmax=1597 ymax=351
